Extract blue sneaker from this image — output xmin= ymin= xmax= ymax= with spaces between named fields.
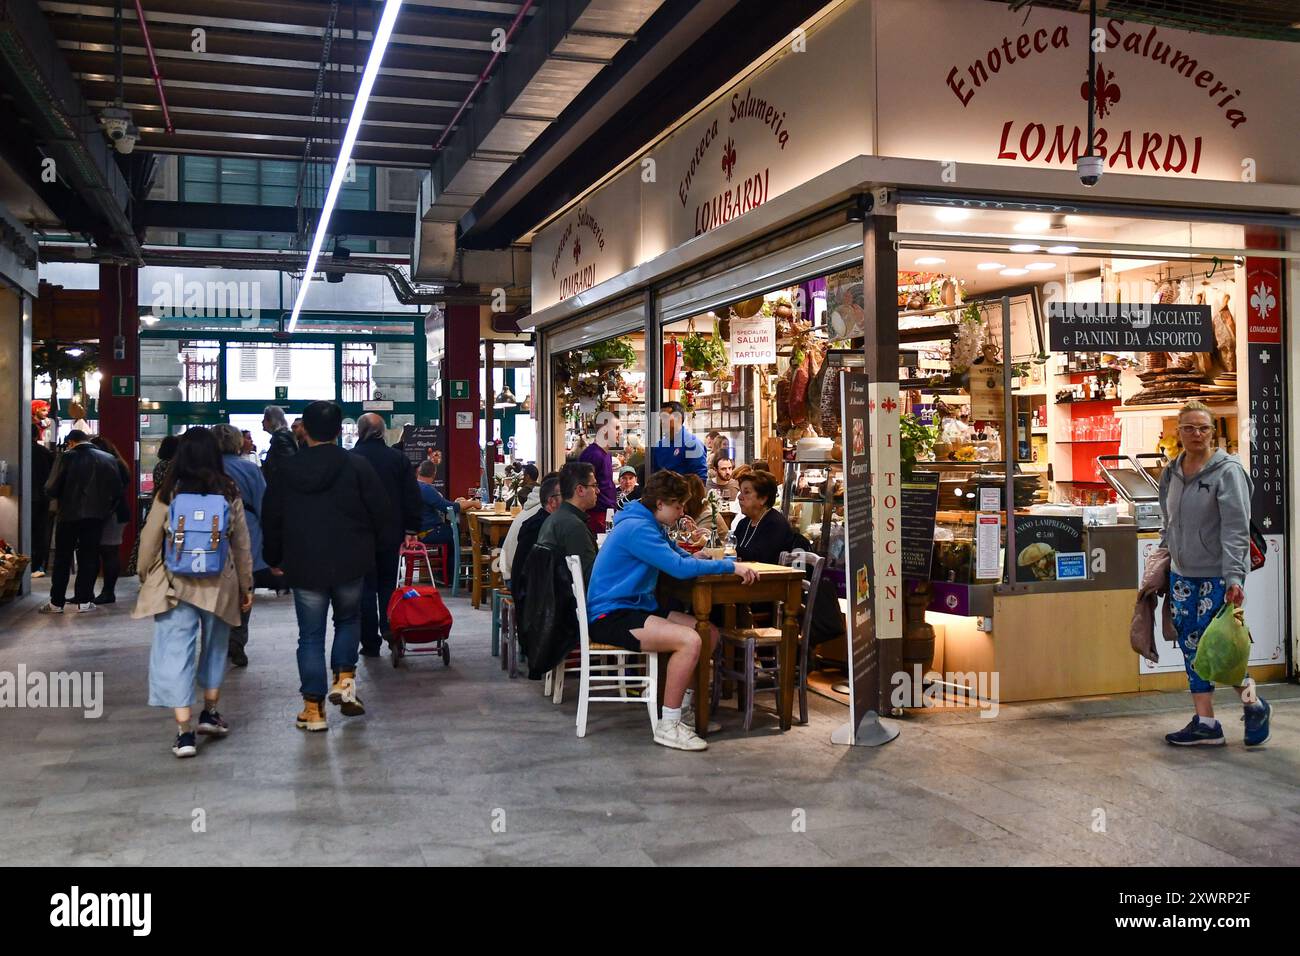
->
xmin=172 ymin=731 xmax=197 ymax=758
xmin=1243 ymin=699 xmax=1271 ymax=747
xmin=1165 ymin=716 xmax=1225 ymax=746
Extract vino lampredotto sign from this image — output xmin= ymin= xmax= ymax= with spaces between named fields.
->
xmin=1047 ymin=302 xmax=1214 ymax=352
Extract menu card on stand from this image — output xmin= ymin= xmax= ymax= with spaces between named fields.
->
xmin=901 ymin=471 xmax=940 ymax=581
xmin=401 ymin=424 xmax=445 ymax=493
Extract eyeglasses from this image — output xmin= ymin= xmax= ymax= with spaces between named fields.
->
xmin=1178 ymin=425 xmax=1213 ymax=435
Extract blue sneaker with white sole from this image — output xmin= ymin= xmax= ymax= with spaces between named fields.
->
xmin=1165 ymin=716 xmax=1225 ymax=746
xmin=1243 ymin=699 xmax=1271 ymax=747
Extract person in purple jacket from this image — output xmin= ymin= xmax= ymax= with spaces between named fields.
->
xmin=587 ymin=469 xmax=759 ymax=752
xmin=578 ymin=411 xmax=621 ymax=536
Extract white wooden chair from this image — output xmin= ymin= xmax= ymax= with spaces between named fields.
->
xmin=552 ymin=555 xmax=658 ymax=737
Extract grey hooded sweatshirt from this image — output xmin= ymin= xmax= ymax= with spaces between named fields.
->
xmin=1158 ymin=449 xmax=1253 ymax=589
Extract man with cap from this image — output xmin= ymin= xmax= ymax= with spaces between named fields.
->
xmin=615 ymin=465 xmax=641 ymax=510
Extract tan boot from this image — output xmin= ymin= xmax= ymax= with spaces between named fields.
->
xmin=295 ymin=698 xmax=327 ymax=732
xmin=328 ymin=670 xmax=365 ymax=717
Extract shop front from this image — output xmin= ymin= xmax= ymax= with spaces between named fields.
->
xmin=0 ymin=205 xmax=36 ymax=607
xmin=523 ymin=0 xmax=1300 ymax=706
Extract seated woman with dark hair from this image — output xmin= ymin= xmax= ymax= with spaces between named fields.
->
xmin=677 ymin=473 xmax=731 ymax=549
xmin=733 ymin=470 xmax=808 ymax=563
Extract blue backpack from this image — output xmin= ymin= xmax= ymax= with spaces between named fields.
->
xmin=165 ymin=494 xmax=230 ymax=577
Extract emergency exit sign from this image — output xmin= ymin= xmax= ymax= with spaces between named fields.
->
xmin=275 ymin=386 xmax=288 ymax=401
xmin=449 ymin=379 xmax=470 ymax=399
xmin=111 ymin=375 xmax=135 ymax=397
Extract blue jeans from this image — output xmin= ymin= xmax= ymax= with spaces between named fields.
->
xmin=293 ymin=578 xmax=363 ymax=701
xmin=1169 ymin=572 xmax=1224 ymax=695
xmin=148 ymin=602 xmax=230 ymax=708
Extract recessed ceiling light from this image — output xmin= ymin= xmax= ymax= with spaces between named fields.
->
xmin=1014 ymin=216 xmax=1048 ymax=232
xmin=1000 ymin=268 xmax=1030 ymax=277
xmin=934 ymin=208 xmax=970 ymax=222
xmin=976 ymin=262 xmax=1006 ymax=271
xmin=1025 ymin=262 xmax=1056 ymax=271
xmin=1047 ymin=244 xmax=1079 ymax=255
xmin=914 ymin=256 xmax=946 ymax=266
xmin=1009 ymin=244 xmax=1040 ymax=253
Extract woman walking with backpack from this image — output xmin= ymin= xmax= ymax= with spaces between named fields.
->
xmin=132 ymin=428 xmax=253 ymax=758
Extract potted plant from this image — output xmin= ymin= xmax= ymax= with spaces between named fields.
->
xmin=900 ymin=412 xmax=938 ymax=479
xmin=585 ymin=336 xmax=636 ymax=371
xmin=681 ymin=323 xmax=729 ymax=380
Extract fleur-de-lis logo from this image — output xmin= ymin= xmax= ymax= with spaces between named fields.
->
xmin=721 ymin=137 xmax=737 ymax=182
xmin=882 ymin=396 xmax=898 ymax=413
xmin=573 ymin=237 xmax=581 ymax=265
xmin=1250 ymin=281 xmax=1276 ymax=321
xmin=1080 ymin=63 xmax=1121 ymax=119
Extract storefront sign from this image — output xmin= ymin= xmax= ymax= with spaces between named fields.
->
xmin=1245 ymin=255 xmax=1285 ymax=533
xmin=728 ymin=314 xmax=776 ymax=365
xmin=1014 ymin=515 xmax=1085 ymax=581
xmin=1047 ymin=303 xmax=1214 ymax=351
xmin=840 ymin=370 xmax=880 ymax=735
xmin=901 ymin=471 xmax=940 ymax=580
xmin=868 ymin=381 xmax=902 ymax=640
xmin=877 ymin=0 xmax=1300 ymax=184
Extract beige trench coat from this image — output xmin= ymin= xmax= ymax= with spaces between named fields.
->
xmin=131 ymin=494 xmax=254 ymax=628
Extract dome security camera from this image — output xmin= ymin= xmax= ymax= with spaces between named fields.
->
xmin=99 ymin=107 xmax=138 ymax=154
xmin=1077 ymin=154 xmax=1103 ymax=188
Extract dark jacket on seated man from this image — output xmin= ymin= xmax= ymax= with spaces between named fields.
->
xmin=535 ymin=501 xmax=596 ymax=585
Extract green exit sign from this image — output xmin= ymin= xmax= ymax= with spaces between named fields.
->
xmin=111 ymin=375 xmax=135 ymax=397
xmin=449 ymin=379 xmax=470 ymax=399
xmin=275 ymin=386 xmax=288 ymax=402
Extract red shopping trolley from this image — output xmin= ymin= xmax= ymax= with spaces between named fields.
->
xmin=387 ymin=543 xmax=453 ymax=668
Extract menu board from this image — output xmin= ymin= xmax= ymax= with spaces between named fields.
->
xmin=901 ymin=471 xmax=940 ymax=581
xmin=839 ymin=370 xmax=879 ymax=738
xmin=401 ymin=424 xmax=445 ymax=492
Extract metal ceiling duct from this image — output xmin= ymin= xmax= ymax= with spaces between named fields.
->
xmin=413 ymin=0 xmax=664 ymax=282
xmin=0 ymin=0 xmax=141 ymax=259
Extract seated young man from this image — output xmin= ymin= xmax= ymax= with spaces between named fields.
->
xmin=586 ymin=470 xmax=759 ymax=752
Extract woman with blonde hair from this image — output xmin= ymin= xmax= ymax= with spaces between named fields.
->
xmin=1159 ymin=400 xmax=1270 ymax=747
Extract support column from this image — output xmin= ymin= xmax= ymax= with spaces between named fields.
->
xmin=97 ymin=264 xmax=139 ymax=560
xmin=863 ymin=205 xmax=901 ymax=715
xmin=444 ymin=303 xmax=481 ymax=501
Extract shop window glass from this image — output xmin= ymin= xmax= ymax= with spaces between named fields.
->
xmin=556 ymin=332 xmax=646 ymax=466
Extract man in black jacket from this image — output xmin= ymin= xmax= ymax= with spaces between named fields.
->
xmin=262 ymin=402 xmax=390 ymax=732
xmin=350 ymin=413 xmax=422 ymax=657
xmin=30 ymin=425 xmax=54 ymax=576
xmin=509 ymin=474 xmax=562 ymax=626
xmin=40 ymin=431 xmax=124 ymax=614
xmin=260 ymin=405 xmax=297 ymax=486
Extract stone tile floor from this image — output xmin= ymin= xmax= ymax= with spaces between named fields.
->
xmin=1 ymin=577 xmax=1297 ymax=866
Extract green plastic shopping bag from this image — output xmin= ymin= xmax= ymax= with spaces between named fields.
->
xmin=1192 ymin=602 xmax=1252 ymax=687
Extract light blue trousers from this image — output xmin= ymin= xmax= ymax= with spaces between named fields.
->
xmin=148 ymin=601 xmax=230 ymax=709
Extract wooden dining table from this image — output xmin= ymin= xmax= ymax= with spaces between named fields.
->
xmin=656 ymin=562 xmax=805 ymax=737
xmin=469 ymin=511 xmax=516 ymax=609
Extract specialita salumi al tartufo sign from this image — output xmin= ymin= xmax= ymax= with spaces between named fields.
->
xmin=728 ymin=314 xmax=776 ymax=365
xmin=1047 ymin=303 xmax=1214 ymax=352
xmin=839 ymin=370 xmax=881 ymax=738
xmin=876 ymin=0 xmax=1300 ymax=184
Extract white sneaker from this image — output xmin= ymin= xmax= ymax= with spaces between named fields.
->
xmin=681 ymin=704 xmax=722 ymax=734
xmin=30 ymin=570 xmax=46 ymax=579
xmin=76 ymin=602 xmax=99 ymax=613
xmin=653 ymin=718 xmax=708 ymax=752
xmin=37 ymin=602 xmax=64 ymax=614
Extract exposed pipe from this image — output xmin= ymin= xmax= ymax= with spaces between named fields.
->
xmin=130 ymin=0 xmax=173 ymax=134
xmin=36 ymin=245 xmax=530 ymax=307
xmin=433 ymin=0 xmax=535 ymax=152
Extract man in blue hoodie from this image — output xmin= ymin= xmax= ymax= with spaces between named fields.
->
xmin=587 ymin=469 xmax=758 ymax=751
